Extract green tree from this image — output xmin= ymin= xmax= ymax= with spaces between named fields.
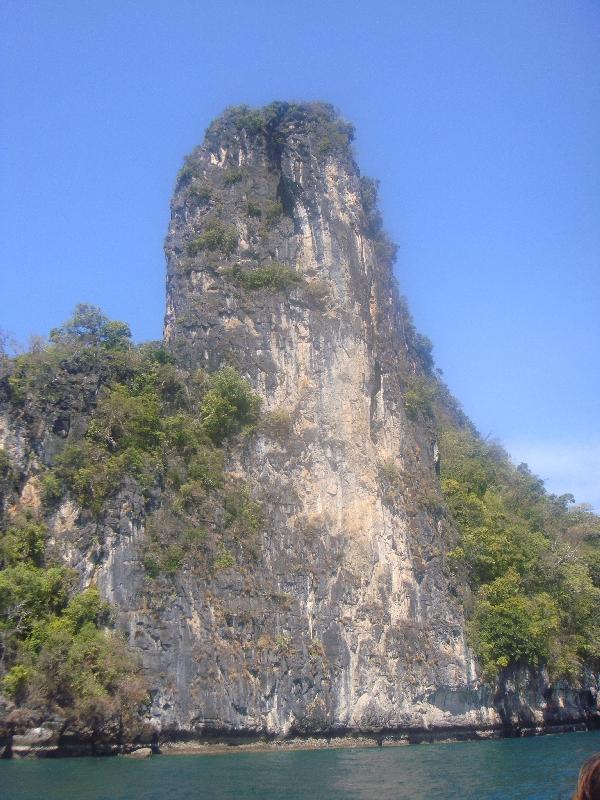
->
xmin=0 ymin=518 xmax=47 ymax=567
xmin=439 ymin=419 xmax=600 ymax=678
xmin=50 ymin=304 xmax=131 ymax=351
xmin=470 ymin=571 xmax=560 ymax=673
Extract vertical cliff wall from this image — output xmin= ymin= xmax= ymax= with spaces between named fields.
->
xmin=155 ymin=102 xmax=487 ymax=734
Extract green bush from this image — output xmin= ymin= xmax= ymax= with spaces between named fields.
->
xmin=7 ymin=349 xmax=63 ymax=406
xmin=55 ymin=442 xmax=117 ymax=512
xmin=2 ymin=664 xmax=30 ymax=702
xmin=163 ymin=544 xmax=185 ymax=575
xmin=30 ymin=617 xmax=147 ymax=731
xmin=316 ymin=118 xmax=355 ymax=155
xmin=380 ymin=459 xmax=401 ymax=485
xmin=87 ymin=383 xmax=164 ymax=452
xmin=403 ymin=376 xmax=437 ymax=420
xmin=275 ymin=632 xmax=293 ymax=655
xmin=246 ymin=201 xmax=262 ymax=218
xmin=223 ymin=263 xmax=301 ymax=291
xmin=0 ymin=507 xmax=146 ymax=723
xmin=223 ymin=167 xmax=243 ymax=186
xmin=214 ymin=547 xmax=234 ymax=570
xmin=0 ymin=448 xmax=10 ymax=479
xmin=224 ymin=486 xmax=263 ymax=537
xmin=188 ymin=182 xmax=211 ymax=205
xmin=142 ymin=554 xmax=160 ymax=578
xmin=357 ymin=176 xmax=399 ymax=267
xmin=42 ymin=344 xmax=245 ymax=515
xmin=204 ymin=103 xmax=354 ymax=158
xmin=470 ymin=572 xmax=559 ymax=676
xmin=587 ymin=550 xmax=600 ymax=589
xmin=264 ymin=201 xmax=283 ymax=224
xmin=0 ymin=309 xmax=275 ymax=723
xmin=413 ymin=333 xmax=434 ymax=372
xmin=5 ymin=310 xmax=139 ymax=410
xmin=176 ymin=159 xmax=197 ymax=186
xmin=204 ymin=105 xmax=269 ymax=148
xmin=0 ymin=564 xmax=73 ymax=663
xmin=200 ymin=367 xmax=260 ymax=443
xmin=53 ymin=363 xmax=190 ymax=512
xmin=62 ymin=587 xmax=112 ymax=630
xmin=360 ymin=177 xmax=383 ymax=237
xmin=188 ymin=221 xmax=238 ymax=256
xmin=141 ymin=508 xmax=209 ymax=579
xmin=208 ymin=105 xmax=265 ymax=141
xmin=40 ymin=472 xmax=62 ymax=505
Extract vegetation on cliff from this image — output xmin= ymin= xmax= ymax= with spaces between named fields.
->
xmin=375 ymin=265 xmax=600 ymax=683
xmin=3 ymin=299 xmax=599 ymax=703
xmin=433 ymin=394 xmax=600 ymax=680
xmin=223 ymin=262 xmax=302 ymax=292
xmin=202 ymin=101 xmax=355 ymax=156
xmin=394 ymin=302 xmax=600 ymax=681
xmin=0 ymin=305 xmax=263 ymax=730
xmin=0 ymin=512 xmax=147 ymax=733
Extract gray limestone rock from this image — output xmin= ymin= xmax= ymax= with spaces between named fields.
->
xmin=125 ymin=747 xmax=153 ymax=758
xmin=11 ymin=727 xmax=59 ymax=758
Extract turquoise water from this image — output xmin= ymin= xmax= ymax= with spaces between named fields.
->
xmin=1 ymin=731 xmax=599 ymax=800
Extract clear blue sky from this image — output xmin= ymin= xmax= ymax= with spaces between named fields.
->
xmin=1 ymin=1 xmax=599 ymax=508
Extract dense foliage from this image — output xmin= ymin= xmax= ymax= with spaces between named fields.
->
xmin=395 ymin=302 xmax=600 ymax=682
xmin=438 ymin=420 xmax=600 ymax=679
xmin=0 ymin=513 xmax=147 ymax=730
xmin=0 ymin=305 xmax=264 ymax=726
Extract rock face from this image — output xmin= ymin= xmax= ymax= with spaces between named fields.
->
xmin=155 ymin=102 xmax=483 ymax=735
xmin=1 ymin=103 xmax=598 ymax=748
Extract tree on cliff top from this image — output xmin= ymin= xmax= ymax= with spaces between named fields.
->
xmin=50 ymin=304 xmax=131 ymax=351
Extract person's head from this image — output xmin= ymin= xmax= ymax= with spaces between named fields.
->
xmin=574 ymin=753 xmax=600 ymax=800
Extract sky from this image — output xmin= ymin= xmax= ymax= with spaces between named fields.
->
xmin=1 ymin=0 xmax=599 ymax=508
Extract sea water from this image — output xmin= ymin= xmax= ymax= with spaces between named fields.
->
xmin=2 ymin=730 xmax=599 ymax=800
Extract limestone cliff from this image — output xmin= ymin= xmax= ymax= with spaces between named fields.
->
xmin=160 ymin=101 xmax=478 ymax=734
xmin=0 ymin=103 xmax=598 ymax=754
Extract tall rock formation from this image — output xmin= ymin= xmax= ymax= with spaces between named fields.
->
xmin=158 ymin=102 xmax=482 ymax=734
xmin=1 ymin=103 xmax=597 ymax=752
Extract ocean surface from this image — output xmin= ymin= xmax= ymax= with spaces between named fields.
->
xmin=2 ymin=730 xmax=599 ymax=800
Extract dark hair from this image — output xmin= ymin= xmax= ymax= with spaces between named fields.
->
xmin=574 ymin=754 xmax=600 ymax=800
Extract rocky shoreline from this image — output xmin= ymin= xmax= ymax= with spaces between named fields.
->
xmin=2 ymin=717 xmax=599 ymax=760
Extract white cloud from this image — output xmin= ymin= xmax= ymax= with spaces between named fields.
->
xmin=504 ymin=438 xmax=600 ymax=511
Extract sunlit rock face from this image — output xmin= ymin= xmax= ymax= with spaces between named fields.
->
xmin=158 ymin=102 xmax=485 ymax=735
